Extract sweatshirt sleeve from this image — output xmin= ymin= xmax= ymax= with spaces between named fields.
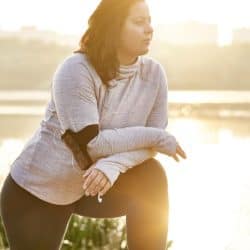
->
xmin=52 ymin=56 xmax=175 ymax=169
xmin=86 ymin=126 xmax=176 ymax=161
xmin=93 ymin=149 xmax=157 ymax=186
xmin=52 ymin=56 xmax=99 ymax=133
xmin=94 ymin=63 xmax=173 ymax=186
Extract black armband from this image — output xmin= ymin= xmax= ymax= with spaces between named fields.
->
xmin=61 ymin=124 xmax=99 ymax=170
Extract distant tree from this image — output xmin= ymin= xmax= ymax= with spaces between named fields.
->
xmin=2 ymin=37 xmax=249 ymax=90
xmin=0 ymin=215 xmax=8 ymax=248
xmin=1 ymin=213 xmax=173 ymax=249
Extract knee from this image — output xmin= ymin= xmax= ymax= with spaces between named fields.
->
xmin=133 ymin=158 xmax=168 ymax=213
xmin=141 ymin=158 xmax=168 ymax=193
xmin=146 ymin=158 xmax=167 ymax=182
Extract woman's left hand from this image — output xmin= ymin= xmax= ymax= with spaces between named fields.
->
xmin=171 ymin=142 xmax=187 ymax=162
xmin=82 ymin=166 xmax=111 ymax=197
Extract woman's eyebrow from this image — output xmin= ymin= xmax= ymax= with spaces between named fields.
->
xmin=132 ymin=16 xmax=151 ymax=21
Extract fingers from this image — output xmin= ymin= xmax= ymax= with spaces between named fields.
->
xmin=176 ymin=144 xmax=187 ymax=159
xmin=82 ymin=169 xmax=100 ymax=195
xmin=172 ymin=154 xmax=180 ymax=162
xmin=99 ymin=181 xmax=111 ymax=196
xmin=82 ymin=169 xmax=111 ymax=197
xmin=92 ymin=178 xmax=107 ymax=196
xmin=171 ymin=143 xmax=187 ymax=162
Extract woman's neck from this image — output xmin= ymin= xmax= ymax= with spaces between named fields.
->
xmin=117 ymin=51 xmax=138 ymax=66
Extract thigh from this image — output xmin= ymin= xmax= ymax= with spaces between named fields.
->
xmin=0 ymin=174 xmax=74 ymax=250
xmin=73 ymin=167 xmax=136 ymax=218
xmin=74 ymin=158 xmax=167 ymax=218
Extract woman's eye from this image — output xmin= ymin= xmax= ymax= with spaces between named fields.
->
xmin=135 ymin=20 xmax=144 ymax=25
xmin=134 ymin=18 xmax=151 ymax=26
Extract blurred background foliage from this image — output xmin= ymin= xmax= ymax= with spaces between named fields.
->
xmin=1 ymin=37 xmax=250 ymax=91
xmin=0 ymin=214 xmax=172 ymax=249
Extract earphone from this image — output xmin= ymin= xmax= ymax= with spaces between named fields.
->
xmin=97 ymin=193 xmax=103 ymax=203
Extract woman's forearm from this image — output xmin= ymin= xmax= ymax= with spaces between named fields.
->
xmin=86 ymin=126 xmax=176 ymax=161
xmin=94 ymin=148 xmax=157 ymax=185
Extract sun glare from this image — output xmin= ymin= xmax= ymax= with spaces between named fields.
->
xmin=0 ymin=0 xmax=249 ymax=38
xmin=155 ymin=117 xmax=248 ymax=250
xmin=0 ymin=139 xmax=24 ymax=188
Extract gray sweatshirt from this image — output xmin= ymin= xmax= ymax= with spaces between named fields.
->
xmin=10 ymin=53 xmax=177 ymax=205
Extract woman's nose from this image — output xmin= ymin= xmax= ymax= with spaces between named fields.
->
xmin=145 ymin=23 xmax=154 ymax=36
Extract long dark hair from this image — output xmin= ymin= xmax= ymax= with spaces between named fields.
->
xmin=74 ymin=0 xmax=143 ymax=86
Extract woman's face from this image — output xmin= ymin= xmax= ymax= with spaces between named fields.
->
xmin=118 ymin=1 xmax=153 ymax=59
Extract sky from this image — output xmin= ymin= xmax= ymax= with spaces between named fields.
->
xmin=0 ymin=0 xmax=250 ymax=35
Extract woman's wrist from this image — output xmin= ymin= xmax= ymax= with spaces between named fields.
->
xmin=155 ymin=131 xmax=178 ymax=156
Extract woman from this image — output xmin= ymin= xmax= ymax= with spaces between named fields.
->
xmin=0 ymin=0 xmax=186 ymax=249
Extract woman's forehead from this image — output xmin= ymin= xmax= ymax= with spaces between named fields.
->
xmin=127 ymin=1 xmax=150 ymax=18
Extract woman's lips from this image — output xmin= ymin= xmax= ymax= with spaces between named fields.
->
xmin=144 ymin=39 xmax=151 ymax=44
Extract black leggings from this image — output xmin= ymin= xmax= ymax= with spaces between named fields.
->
xmin=0 ymin=158 xmax=168 ymax=250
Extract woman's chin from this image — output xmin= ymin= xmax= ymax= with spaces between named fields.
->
xmin=134 ymin=46 xmax=149 ymax=56
xmin=140 ymin=47 xmax=150 ymax=55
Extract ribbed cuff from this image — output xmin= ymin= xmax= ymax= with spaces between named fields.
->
xmin=94 ymin=163 xmax=120 ymax=186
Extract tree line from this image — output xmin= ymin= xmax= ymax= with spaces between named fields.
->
xmin=0 ymin=37 xmax=249 ymax=90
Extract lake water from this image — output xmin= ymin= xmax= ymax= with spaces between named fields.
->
xmin=0 ymin=90 xmax=250 ymax=250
